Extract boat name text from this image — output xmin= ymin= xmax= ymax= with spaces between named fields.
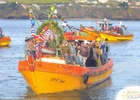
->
xmin=50 ymin=78 xmax=66 ymax=83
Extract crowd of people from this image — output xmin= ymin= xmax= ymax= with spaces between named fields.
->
xmin=24 ymin=33 xmax=110 ymax=67
xmin=60 ymin=38 xmax=110 ymax=67
xmin=96 ymin=18 xmax=126 ymax=35
xmin=24 ymin=36 xmax=110 ymax=67
xmin=24 ymin=24 xmax=110 ymax=67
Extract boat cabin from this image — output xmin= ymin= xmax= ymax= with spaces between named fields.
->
xmin=96 ymin=21 xmax=113 ymax=31
xmin=96 ymin=21 xmax=131 ymax=35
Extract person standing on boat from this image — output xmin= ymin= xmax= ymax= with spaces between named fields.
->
xmin=114 ymin=26 xmax=118 ymax=34
xmin=98 ymin=38 xmax=106 ymax=65
xmin=104 ymin=38 xmax=110 ymax=63
xmin=69 ymin=40 xmax=81 ymax=65
xmin=28 ymin=37 xmax=36 ymax=60
xmin=60 ymin=40 xmax=73 ymax=64
xmin=24 ymin=37 xmax=30 ymax=59
xmin=119 ymin=21 xmax=122 ymax=27
xmin=95 ymin=42 xmax=102 ymax=67
xmin=103 ymin=24 xmax=107 ymax=31
xmin=86 ymin=40 xmax=98 ymax=67
xmin=76 ymin=42 xmax=90 ymax=66
xmin=0 ymin=28 xmax=3 ymax=38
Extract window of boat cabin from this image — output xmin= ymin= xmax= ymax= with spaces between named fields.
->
xmin=99 ymin=23 xmax=113 ymax=31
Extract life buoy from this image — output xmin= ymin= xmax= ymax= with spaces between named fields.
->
xmin=83 ymin=74 xmax=89 ymax=84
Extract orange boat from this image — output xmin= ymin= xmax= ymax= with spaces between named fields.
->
xmin=0 ymin=36 xmax=11 ymax=46
xmin=64 ymin=28 xmax=99 ymax=41
xmin=18 ymin=11 xmax=114 ymax=94
xmin=18 ymin=55 xmax=114 ymax=94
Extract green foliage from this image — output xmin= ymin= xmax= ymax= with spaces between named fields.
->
xmin=37 ymin=20 xmax=64 ymax=48
xmin=9 ymin=2 xmax=19 ymax=10
xmin=127 ymin=8 xmax=132 ymax=16
xmin=119 ymin=2 xmax=129 ymax=10
xmin=7 ymin=0 xmax=71 ymax=4
xmin=0 ymin=4 xmax=8 ymax=9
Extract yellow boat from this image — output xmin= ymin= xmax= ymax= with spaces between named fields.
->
xmin=99 ymin=31 xmax=134 ymax=42
xmin=81 ymin=28 xmax=134 ymax=42
xmin=18 ymin=55 xmax=114 ymax=94
xmin=18 ymin=11 xmax=114 ymax=94
xmin=97 ymin=20 xmax=134 ymax=42
xmin=0 ymin=36 xmax=11 ymax=46
xmin=81 ymin=19 xmax=134 ymax=42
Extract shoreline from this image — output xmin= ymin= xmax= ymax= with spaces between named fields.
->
xmin=0 ymin=17 xmax=140 ymax=21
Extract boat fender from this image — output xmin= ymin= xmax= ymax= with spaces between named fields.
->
xmin=83 ymin=74 xmax=89 ymax=84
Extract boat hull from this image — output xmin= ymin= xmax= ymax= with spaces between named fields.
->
xmin=80 ymin=28 xmax=134 ymax=42
xmin=64 ymin=29 xmax=98 ymax=41
xmin=99 ymin=32 xmax=134 ymax=42
xmin=18 ymin=57 xmax=113 ymax=94
xmin=0 ymin=36 xmax=11 ymax=46
xmin=81 ymin=28 xmax=99 ymax=37
xmin=65 ymin=35 xmax=96 ymax=41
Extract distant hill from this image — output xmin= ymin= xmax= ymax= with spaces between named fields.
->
xmin=1 ymin=2 xmax=140 ymax=20
xmin=7 ymin=0 xmax=71 ymax=4
xmin=134 ymin=0 xmax=140 ymax=1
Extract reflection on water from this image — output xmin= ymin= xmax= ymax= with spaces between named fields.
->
xmin=23 ymin=78 xmax=112 ymax=100
xmin=0 ymin=20 xmax=140 ymax=100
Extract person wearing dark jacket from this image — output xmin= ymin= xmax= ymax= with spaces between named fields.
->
xmin=86 ymin=41 xmax=98 ymax=67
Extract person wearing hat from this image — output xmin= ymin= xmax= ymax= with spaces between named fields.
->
xmin=60 ymin=40 xmax=73 ymax=64
xmin=85 ymin=40 xmax=98 ymax=67
xmin=95 ymin=42 xmax=102 ymax=66
xmin=28 ymin=37 xmax=36 ymax=60
xmin=104 ymin=38 xmax=110 ymax=63
xmin=24 ymin=37 xmax=30 ymax=59
xmin=69 ymin=40 xmax=81 ymax=65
